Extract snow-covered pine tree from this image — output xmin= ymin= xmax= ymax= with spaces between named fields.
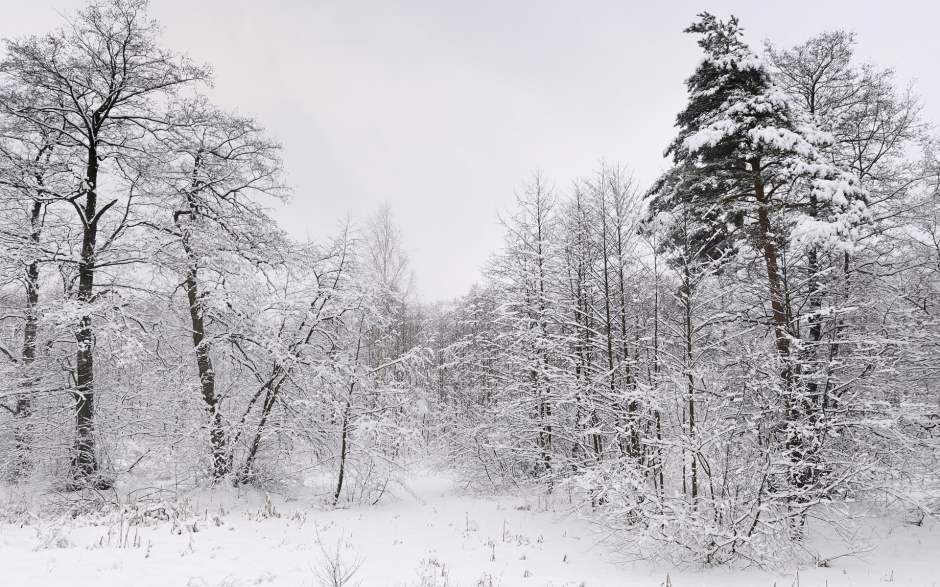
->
xmin=648 ymin=13 xmax=868 ymax=506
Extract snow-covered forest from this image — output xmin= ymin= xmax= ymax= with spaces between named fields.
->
xmin=1 ymin=1 xmax=939 ymax=585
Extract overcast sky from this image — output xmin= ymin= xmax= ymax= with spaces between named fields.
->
xmin=3 ymin=0 xmax=939 ymax=300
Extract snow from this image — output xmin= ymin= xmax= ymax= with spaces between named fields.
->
xmin=1 ymin=474 xmax=938 ymax=587
xmin=703 ymin=54 xmax=765 ymax=72
xmin=683 ymin=120 xmax=739 ymax=152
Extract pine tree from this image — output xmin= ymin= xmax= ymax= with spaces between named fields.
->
xmin=649 ymin=13 xmax=868 ymax=502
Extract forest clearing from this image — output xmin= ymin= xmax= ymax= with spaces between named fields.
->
xmin=2 ymin=1 xmax=939 ymax=585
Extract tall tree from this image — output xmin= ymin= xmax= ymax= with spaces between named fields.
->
xmin=149 ymin=97 xmax=287 ymax=480
xmin=648 ymin=13 xmax=868 ymax=498
xmin=0 ymin=0 xmax=210 ymax=486
xmin=765 ymin=31 xmax=931 ymax=506
xmin=0 ymin=100 xmax=70 ymax=480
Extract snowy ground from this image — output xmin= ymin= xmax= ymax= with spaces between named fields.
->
xmin=0 ymin=474 xmax=937 ymax=587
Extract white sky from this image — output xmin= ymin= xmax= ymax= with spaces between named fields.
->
xmin=3 ymin=0 xmax=939 ymax=301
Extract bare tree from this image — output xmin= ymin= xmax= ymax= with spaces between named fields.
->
xmin=362 ymin=203 xmax=415 ymax=366
xmin=0 ymin=0 xmax=210 ymax=486
xmin=0 ymin=105 xmax=70 ymax=480
xmin=149 ymin=96 xmax=286 ymax=480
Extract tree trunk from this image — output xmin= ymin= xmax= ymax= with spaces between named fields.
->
xmin=177 ymin=200 xmax=228 ymax=480
xmin=752 ymin=162 xmax=812 ymax=499
xmin=183 ymin=263 xmax=227 ymax=479
xmin=237 ymin=373 xmax=283 ymax=484
xmin=12 ymin=200 xmax=43 ymax=481
xmin=681 ymin=258 xmax=698 ymax=501
xmin=71 ymin=144 xmax=103 ymax=488
xmin=615 ymin=208 xmax=640 ymax=460
xmin=752 ymin=168 xmax=790 ymax=360
xmin=333 ymin=383 xmax=355 ymax=505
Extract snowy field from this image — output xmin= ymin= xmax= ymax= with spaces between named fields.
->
xmin=0 ymin=474 xmax=937 ymax=587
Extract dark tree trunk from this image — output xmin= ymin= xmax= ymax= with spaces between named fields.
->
xmin=617 ymin=251 xmax=640 ymax=460
xmin=801 ymin=194 xmax=825 ymax=488
xmin=681 ymin=259 xmax=698 ymax=501
xmin=177 ymin=199 xmax=228 ymax=480
xmin=600 ymin=203 xmax=614 ymax=460
xmin=237 ymin=371 xmax=285 ymax=484
xmin=752 ymin=162 xmax=814 ymax=498
xmin=12 ymin=200 xmax=44 ymax=481
xmin=183 ymin=264 xmax=227 ymax=479
xmin=333 ymin=383 xmax=355 ymax=505
xmin=752 ymin=169 xmax=790 ymax=361
xmin=71 ymin=144 xmax=102 ymax=487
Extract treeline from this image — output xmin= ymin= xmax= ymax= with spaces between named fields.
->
xmin=428 ymin=16 xmax=940 ymax=566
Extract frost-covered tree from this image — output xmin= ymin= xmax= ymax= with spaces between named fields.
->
xmin=0 ymin=0 xmax=210 ymax=487
xmin=145 ymin=96 xmax=288 ymax=479
xmin=0 ymin=0 xmax=427 ymax=497
xmin=648 ymin=13 xmax=869 ymax=502
xmin=0 ymin=89 xmax=73 ymax=481
xmin=767 ymin=28 xmax=940 ymax=518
